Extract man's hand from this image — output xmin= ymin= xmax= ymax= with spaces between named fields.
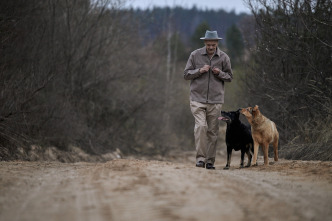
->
xmin=212 ymin=67 xmax=221 ymax=75
xmin=199 ymin=65 xmax=210 ymax=74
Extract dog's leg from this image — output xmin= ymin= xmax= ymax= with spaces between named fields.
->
xmin=245 ymin=145 xmax=252 ymax=167
xmin=273 ymin=132 xmax=279 ymax=162
xmin=223 ymin=147 xmax=232 ymax=170
xmin=252 ymin=141 xmax=259 ymax=166
xmin=240 ymin=149 xmax=245 ymax=168
xmin=263 ymin=143 xmax=269 ymax=165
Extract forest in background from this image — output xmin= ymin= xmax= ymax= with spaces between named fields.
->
xmin=130 ymin=6 xmax=247 ymax=45
xmin=0 ymin=0 xmax=331 ymax=161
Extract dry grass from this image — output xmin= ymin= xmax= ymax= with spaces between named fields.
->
xmin=280 ymin=117 xmax=332 ymax=161
xmin=280 ymin=142 xmax=332 ymax=161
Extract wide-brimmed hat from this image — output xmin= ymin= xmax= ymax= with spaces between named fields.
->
xmin=200 ymin=30 xmax=222 ymax=40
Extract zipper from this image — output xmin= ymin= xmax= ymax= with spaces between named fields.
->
xmin=206 ymin=56 xmax=212 ymax=103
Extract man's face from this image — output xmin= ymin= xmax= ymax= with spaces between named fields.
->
xmin=204 ymin=40 xmax=218 ymax=56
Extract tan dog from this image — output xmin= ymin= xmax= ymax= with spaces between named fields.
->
xmin=240 ymin=105 xmax=279 ymax=166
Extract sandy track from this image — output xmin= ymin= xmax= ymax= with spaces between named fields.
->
xmin=0 ymin=154 xmax=331 ymax=221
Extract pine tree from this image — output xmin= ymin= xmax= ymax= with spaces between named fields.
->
xmin=225 ymin=24 xmax=244 ymax=64
xmin=191 ymin=22 xmax=210 ymax=49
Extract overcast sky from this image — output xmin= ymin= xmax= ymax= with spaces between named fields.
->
xmin=125 ymin=0 xmax=251 ymax=14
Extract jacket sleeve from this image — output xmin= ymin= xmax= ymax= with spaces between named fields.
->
xmin=215 ymin=55 xmax=233 ymax=82
xmin=184 ymin=52 xmax=202 ymax=80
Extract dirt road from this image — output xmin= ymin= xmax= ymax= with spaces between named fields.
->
xmin=0 ymin=152 xmax=331 ymax=221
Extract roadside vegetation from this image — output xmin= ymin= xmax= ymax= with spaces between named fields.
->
xmin=243 ymin=0 xmax=332 ymax=160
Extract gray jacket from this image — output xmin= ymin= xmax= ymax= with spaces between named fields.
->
xmin=184 ymin=47 xmax=233 ymax=104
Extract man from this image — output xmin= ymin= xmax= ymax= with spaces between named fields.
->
xmin=184 ymin=30 xmax=233 ymax=169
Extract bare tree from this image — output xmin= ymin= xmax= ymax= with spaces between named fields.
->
xmin=0 ymin=0 xmax=198 ymax=160
xmin=0 ymin=0 xmax=148 ymax=157
xmin=244 ymin=0 xmax=332 ymax=160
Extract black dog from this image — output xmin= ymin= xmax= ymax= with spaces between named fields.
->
xmin=218 ymin=110 xmax=253 ymax=169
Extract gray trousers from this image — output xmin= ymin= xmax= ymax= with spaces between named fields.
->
xmin=190 ymin=100 xmax=222 ymax=164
